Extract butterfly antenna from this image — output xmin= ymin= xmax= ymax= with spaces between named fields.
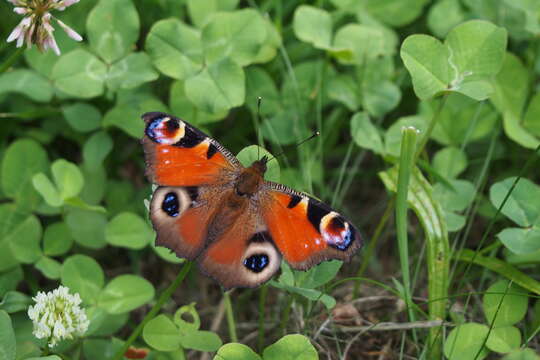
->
xmin=264 ymin=131 xmax=320 ymax=164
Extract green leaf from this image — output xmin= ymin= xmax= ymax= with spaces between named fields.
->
xmin=2 ymin=139 xmax=49 ymax=211
xmin=0 ymin=70 xmax=53 ymax=102
xmin=455 ymin=249 xmax=540 ymax=295
xmin=0 ymin=267 xmax=23 ymax=298
xmin=202 ymin=9 xmax=268 ymax=66
xmin=106 ymin=53 xmax=158 ymax=90
xmin=7 ymin=215 xmax=42 ymax=264
xmin=443 ymin=323 xmax=490 ymax=360
xmin=0 ymin=205 xmax=27 ymax=272
xmin=26 ymin=357 xmax=62 ymax=360
xmin=432 ymin=147 xmax=467 ymax=178
xmin=427 ymin=0 xmax=465 ymax=38
xmin=350 ymin=112 xmax=384 ymax=154
xmin=61 ymin=254 xmax=105 ymax=304
xmin=52 ymin=49 xmax=107 ymax=99
xmin=263 ymin=334 xmax=318 ymax=360
xmin=82 ymin=338 xmax=124 ymax=360
xmin=299 ymin=260 xmax=342 ymax=289
xmin=433 ymin=179 xmax=476 ymax=212
xmin=169 ymin=80 xmax=226 ymax=125
xmin=361 ymin=0 xmax=429 ymax=27
xmin=187 ymin=0 xmax=239 ymax=28
xmin=86 ymin=0 xmax=140 ymax=63
xmin=271 ymin=282 xmax=336 ymax=309
xmin=236 ymin=146 xmax=280 ymax=182
xmin=483 ymin=280 xmax=528 ymax=326
xmin=32 ymin=173 xmax=62 ymax=207
xmin=34 ymin=257 xmax=62 ymax=280
xmin=0 ymin=311 xmax=16 ymax=360
xmin=145 ymin=18 xmax=203 ymax=80
xmin=503 ymin=349 xmax=540 ymax=360
xmin=214 ymin=343 xmax=262 ymax=360
xmin=83 ymin=131 xmax=113 ymax=171
xmin=498 ymin=227 xmax=540 ymax=255
xmin=334 ymin=24 xmax=397 ymax=64
xmin=401 ymin=20 xmax=507 ymax=100
xmin=489 ymin=177 xmax=540 ymax=227
xmin=485 ymin=326 xmax=521 ymax=353
xmin=52 ymin=159 xmax=84 ymax=201
xmin=422 ymin=93 xmax=498 ymax=146
xmin=143 ymin=314 xmax=181 ymax=352
xmin=0 ymin=291 xmax=31 ymax=313
xmin=293 ymin=5 xmax=332 ymax=49
xmin=180 ymin=330 xmax=222 ymax=352
xmin=173 ymin=303 xmax=201 ymax=332
xmin=400 ymin=34 xmax=451 ymax=100
xmin=105 ymin=212 xmax=152 ymax=249
xmin=185 ymin=58 xmax=245 ymax=114
xmin=445 ymin=20 xmax=507 ymax=78
xmin=523 ymin=92 xmax=540 ymax=137
xmin=490 ymin=53 xmax=528 ymax=122
xmin=65 ymin=209 xmax=107 ymax=249
xmin=103 ymin=93 xmax=168 ymax=138
xmin=98 ymin=275 xmax=155 ymax=314
xmin=62 ymin=102 xmax=102 ymax=133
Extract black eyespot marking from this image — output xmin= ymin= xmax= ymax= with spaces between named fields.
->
xmin=185 ymin=187 xmax=199 ymax=203
xmin=176 ymin=124 xmax=205 ymax=148
xmin=165 ymin=118 xmax=180 ymax=132
xmin=249 ymin=231 xmax=272 ymax=243
xmin=287 ymin=195 xmax=302 ymax=209
xmin=162 ymin=192 xmax=180 ymax=217
xmin=243 ymin=254 xmax=269 ymax=273
xmin=329 ymin=216 xmax=346 ymax=232
xmin=206 ymin=143 xmax=218 ymax=159
xmin=307 ymin=199 xmax=330 ymax=233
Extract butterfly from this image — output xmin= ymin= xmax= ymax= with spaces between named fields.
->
xmin=142 ymin=112 xmax=362 ymax=289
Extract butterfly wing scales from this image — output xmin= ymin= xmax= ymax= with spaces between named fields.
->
xmin=261 ymin=182 xmax=362 ymax=270
xmin=142 ymin=112 xmax=240 ymax=187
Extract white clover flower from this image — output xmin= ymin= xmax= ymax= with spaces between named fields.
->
xmin=6 ymin=0 xmax=82 ymax=55
xmin=27 ymin=285 xmax=89 ymax=347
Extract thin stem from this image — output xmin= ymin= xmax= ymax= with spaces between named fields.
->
xmin=353 ymin=196 xmax=395 ymax=297
xmin=111 ymin=261 xmax=193 ymax=360
xmin=224 ymin=291 xmax=238 ymax=342
xmin=415 ymin=95 xmax=449 ymax=159
xmin=279 ymin=296 xmax=294 ymax=335
xmin=257 ymin=284 xmax=268 ymax=351
xmin=0 ymin=47 xmax=24 ymax=74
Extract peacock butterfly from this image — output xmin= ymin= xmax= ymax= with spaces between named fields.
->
xmin=142 ymin=112 xmax=362 ymax=289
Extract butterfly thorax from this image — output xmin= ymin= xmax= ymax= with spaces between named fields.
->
xmin=234 ymin=159 xmax=267 ymax=197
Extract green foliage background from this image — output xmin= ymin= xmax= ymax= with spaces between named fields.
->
xmin=0 ymin=0 xmax=539 ymax=359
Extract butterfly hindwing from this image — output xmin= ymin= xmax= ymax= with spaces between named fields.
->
xmin=197 ymin=190 xmax=282 ymax=290
xmin=142 ymin=112 xmax=240 ymax=187
xmin=261 ymin=182 xmax=362 ymax=270
xmin=150 ymin=185 xmax=225 ymax=260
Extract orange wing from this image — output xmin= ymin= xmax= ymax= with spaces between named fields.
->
xmin=142 ymin=112 xmax=240 ymax=186
xmin=261 ymin=183 xmax=362 ymax=270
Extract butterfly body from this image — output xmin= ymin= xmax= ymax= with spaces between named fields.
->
xmin=142 ymin=112 xmax=362 ymax=289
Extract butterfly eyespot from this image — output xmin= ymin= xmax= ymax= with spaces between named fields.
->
xmin=162 ymin=192 xmax=180 ymax=217
xmin=243 ymin=254 xmax=269 ymax=273
xmin=146 ymin=116 xmax=185 ymax=145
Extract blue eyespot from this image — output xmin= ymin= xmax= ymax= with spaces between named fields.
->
xmin=243 ymin=254 xmax=269 ymax=273
xmin=162 ymin=192 xmax=179 ymax=217
xmin=334 ymin=228 xmax=353 ymax=251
